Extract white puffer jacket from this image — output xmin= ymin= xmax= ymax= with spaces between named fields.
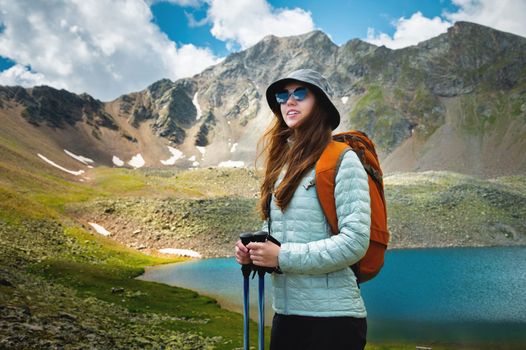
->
xmin=265 ymin=149 xmax=371 ymax=318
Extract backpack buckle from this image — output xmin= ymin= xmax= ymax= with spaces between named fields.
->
xmin=303 ymin=179 xmax=315 ymax=190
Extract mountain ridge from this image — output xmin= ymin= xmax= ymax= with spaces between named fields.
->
xmin=1 ymin=21 xmax=525 ymax=177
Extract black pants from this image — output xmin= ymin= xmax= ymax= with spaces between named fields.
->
xmin=270 ymin=313 xmax=367 ymax=350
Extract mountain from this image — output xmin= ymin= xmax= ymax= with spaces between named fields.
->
xmin=2 ymin=21 xmax=525 ymax=349
xmin=1 ymin=21 xmax=525 ymax=177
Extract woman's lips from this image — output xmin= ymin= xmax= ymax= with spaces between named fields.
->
xmin=287 ymin=110 xmax=300 ymax=117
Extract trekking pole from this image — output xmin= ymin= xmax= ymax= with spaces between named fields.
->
xmin=252 ymin=231 xmax=268 ymax=350
xmin=257 ymin=268 xmax=265 ymax=350
xmin=239 ymin=232 xmax=254 ymax=350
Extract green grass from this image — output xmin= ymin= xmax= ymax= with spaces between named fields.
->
xmin=88 ymin=166 xmax=261 ymax=199
xmin=30 ymin=259 xmax=263 ymax=349
xmin=0 ymin=155 xmax=267 ymax=348
xmin=0 ymin=193 xmax=261 ymax=348
xmin=0 ymin=160 xmax=99 ymax=214
xmin=1 ymin=133 xmax=525 ymax=348
xmin=90 ymin=166 xmax=148 ymax=194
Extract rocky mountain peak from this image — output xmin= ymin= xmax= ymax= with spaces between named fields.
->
xmin=1 ymin=22 xmax=524 ymax=176
xmin=342 ymin=38 xmax=377 ymax=50
xmin=147 ymin=78 xmax=175 ymax=100
xmin=448 ymin=20 xmax=509 ymax=37
xmin=417 ymin=21 xmax=526 ymax=55
xmin=299 ymin=29 xmax=334 ymax=43
xmin=0 ymin=84 xmax=117 ymax=129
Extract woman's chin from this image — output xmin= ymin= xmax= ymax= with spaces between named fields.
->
xmin=286 ymin=119 xmax=304 ymax=129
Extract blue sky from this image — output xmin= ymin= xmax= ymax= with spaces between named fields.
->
xmin=148 ymin=0 xmax=460 ymax=56
xmin=0 ymin=0 xmax=524 ymax=101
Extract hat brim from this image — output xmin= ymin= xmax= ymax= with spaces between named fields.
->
xmin=265 ymin=78 xmax=340 ymax=130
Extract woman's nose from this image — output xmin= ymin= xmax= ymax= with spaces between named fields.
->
xmin=286 ymin=95 xmax=297 ymax=105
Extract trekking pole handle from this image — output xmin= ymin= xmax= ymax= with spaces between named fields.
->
xmin=239 ymin=232 xmax=254 ymax=278
xmin=239 ymin=232 xmax=254 ymax=246
xmin=240 ymin=231 xmax=267 ymax=275
xmin=252 ymin=231 xmax=268 ymax=243
xmin=239 ymin=231 xmax=280 ymax=276
xmin=251 ymin=231 xmax=268 ymax=277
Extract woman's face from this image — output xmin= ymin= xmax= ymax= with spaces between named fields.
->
xmin=279 ymin=82 xmax=315 ymax=129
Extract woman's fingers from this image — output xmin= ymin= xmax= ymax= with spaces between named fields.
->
xmin=247 ymin=241 xmax=279 ymax=267
xmin=235 ymin=240 xmax=251 ymax=265
xmin=236 ymin=240 xmax=280 ymax=266
xmin=235 ymin=240 xmax=250 ymax=257
xmin=236 ymin=239 xmax=249 ymax=253
xmin=246 ymin=242 xmax=263 ymax=251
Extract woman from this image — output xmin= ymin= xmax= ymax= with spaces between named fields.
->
xmin=235 ymin=69 xmax=371 ymax=350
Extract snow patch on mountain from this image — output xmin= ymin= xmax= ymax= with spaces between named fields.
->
xmin=161 ymin=146 xmax=185 ymax=165
xmin=64 ymin=149 xmax=94 ymax=165
xmin=37 ymin=153 xmax=85 ymax=176
xmin=128 ymin=154 xmax=145 ymax=168
xmin=218 ymin=160 xmax=244 ymax=168
xmin=112 ymin=156 xmax=125 ymax=167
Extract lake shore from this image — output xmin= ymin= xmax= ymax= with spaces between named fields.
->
xmin=146 ymin=240 xmax=526 ymax=260
xmin=139 ymin=247 xmax=526 ymax=349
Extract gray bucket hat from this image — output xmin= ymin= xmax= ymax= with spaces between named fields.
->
xmin=265 ymin=68 xmax=340 ymax=130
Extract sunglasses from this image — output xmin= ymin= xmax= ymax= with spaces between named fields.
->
xmin=275 ymin=87 xmax=309 ymax=104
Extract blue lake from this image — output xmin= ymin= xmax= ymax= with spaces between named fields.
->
xmin=138 ymin=247 xmax=526 ymax=345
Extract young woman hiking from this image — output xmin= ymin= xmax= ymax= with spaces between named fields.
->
xmin=235 ymin=69 xmax=371 ymax=350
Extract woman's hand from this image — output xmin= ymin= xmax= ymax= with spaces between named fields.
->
xmin=235 ymin=239 xmax=252 ymax=265
xmin=247 ymin=241 xmax=280 ymax=268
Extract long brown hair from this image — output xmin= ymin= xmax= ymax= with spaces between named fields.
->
xmin=256 ymin=93 xmax=333 ymax=219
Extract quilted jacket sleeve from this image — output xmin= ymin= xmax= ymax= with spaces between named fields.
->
xmin=278 ymin=150 xmax=371 ymax=274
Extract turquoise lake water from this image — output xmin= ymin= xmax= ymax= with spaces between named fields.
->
xmin=138 ymin=247 xmax=526 ymax=345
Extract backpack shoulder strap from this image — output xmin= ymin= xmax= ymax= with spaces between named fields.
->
xmin=315 ymin=140 xmax=350 ymax=235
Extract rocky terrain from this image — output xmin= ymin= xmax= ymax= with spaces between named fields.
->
xmin=0 ymin=268 xmax=220 ymax=349
xmin=0 ymin=21 xmax=525 ymax=176
xmin=66 ymin=168 xmax=526 ymax=258
xmin=63 ymin=167 xmax=260 ymax=258
xmin=0 ymin=216 xmax=226 ymax=349
xmin=385 ymin=172 xmax=525 ymax=249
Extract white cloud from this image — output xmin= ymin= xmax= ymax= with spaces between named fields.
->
xmin=206 ymin=0 xmax=315 ymax=50
xmin=145 ymin=0 xmax=203 ymax=7
xmin=445 ymin=0 xmax=526 ymax=38
xmin=0 ymin=64 xmax=59 ymax=87
xmin=365 ymin=1 xmax=526 ymax=50
xmin=366 ymin=12 xmax=452 ymax=49
xmin=185 ymin=10 xmax=209 ymax=28
xmin=0 ymin=0 xmax=221 ymax=101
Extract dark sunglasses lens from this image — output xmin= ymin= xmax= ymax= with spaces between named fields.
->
xmin=292 ymin=87 xmax=307 ymax=101
xmin=276 ymin=91 xmax=289 ymax=104
xmin=275 ymin=87 xmax=308 ymax=104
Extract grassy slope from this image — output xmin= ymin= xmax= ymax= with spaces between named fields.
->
xmin=0 ymin=140 xmax=260 ymax=349
xmin=1 ymin=133 xmax=525 ymax=349
xmin=0 ymin=192 xmax=259 ymax=349
xmin=385 ymin=171 xmax=526 ymax=248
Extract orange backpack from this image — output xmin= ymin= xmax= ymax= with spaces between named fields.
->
xmin=315 ymin=130 xmax=389 ymax=283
